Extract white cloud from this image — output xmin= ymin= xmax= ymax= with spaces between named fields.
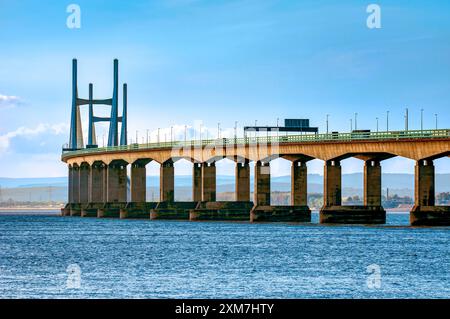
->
xmin=0 ymin=94 xmax=22 ymax=109
xmin=0 ymin=123 xmax=69 ymax=153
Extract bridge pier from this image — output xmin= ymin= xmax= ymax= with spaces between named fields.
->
xmin=202 ymin=162 xmax=216 ymax=202
xmin=81 ymin=161 xmax=106 ymax=217
xmin=236 ymin=160 xmax=250 ymax=201
xmin=410 ymin=159 xmax=450 ymax=225
xmin=160 ymin=160 xmax=174 ymax=202
xmin=98 ymin=160 xmax=127 ymax=218
xmin=251 ymin=160 xmax=311 ymax=222
xmin=190 ymin=160 xmax=253 ymax=221
xmin=79 ymin=163 xmax=89 ymax=203
xmin=150 ymin=160 xmax=193 ymax=219
xmin=70 ymin=164 xmax=82 ymax=216
xmin=320 ymin=159 xmax=385 ymax=224
xmin=119 ymin=159 xmax=152 ymax=218
xmin=192 ymin=163 xmax=202 ymax=202
xmin=78 ymin=162 xmax=90 ymax=217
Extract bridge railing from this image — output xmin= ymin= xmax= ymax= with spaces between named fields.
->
xmin=62 ymin=128 xmax=450 ymax=157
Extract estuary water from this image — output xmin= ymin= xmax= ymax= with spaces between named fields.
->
xmin=0 ymin=211 xmax=449 ymax=299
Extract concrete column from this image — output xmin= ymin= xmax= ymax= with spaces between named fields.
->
xmin=254 ymin=161 xmax=270 ymax=206
xmin=160 ymin=160 xmax=174 ymax=202
xmin=364 ymin=160 xmax=382 ymax=206
xmin=72 ymin=165 xmax=80 ymax=204
xmin=131 ymin=163 xmax=146 ymax=202
xmin=323 ymin=160 xmax=341 ymax=206
xmin=107 ymin=161 xmax=128 ymax=203
xmin=202 ymin=162 xmax=216 ymax=202
xmin=68 ymin=166 xmax=73 ymax=204
xmin=235 ymin=161 xmax=250 ymax=201
xmin=291 ymin=160 xmax=307 ymax=206
xmin=415 ymin=159 xmax=435 ymax=206
xmin=192 ymin=163 xmax=202 ymax=201
xmin=79 ymin=163 xmax=90 ymax=204
xmin=90 ymin=162 xmax=105 ymax=202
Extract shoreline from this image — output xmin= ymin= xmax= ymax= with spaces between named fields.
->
xmin=0 ymin=207 xmax=62 ymax=211
xmin=0 ymin=207 xmax=410 ymax=214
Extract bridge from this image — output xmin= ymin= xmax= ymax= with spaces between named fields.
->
xmin=61 ymin=59 xmax=450 ymax=226
xmin=62 ymin=128 xmax=450 ymax=226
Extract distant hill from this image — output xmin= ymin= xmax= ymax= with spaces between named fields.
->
xmin=1 ymin=173 xmax=449 ymax=203
xmin=0 ymin=177 xmax=67 ymax=188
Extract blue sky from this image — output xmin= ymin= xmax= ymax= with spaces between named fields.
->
xmin=0 ymin=0 xmax=450 ymax=177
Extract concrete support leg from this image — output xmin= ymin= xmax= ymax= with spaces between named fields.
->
xmin=364 ymin=160 xmax=381 ymax=206
xmin=202 ymin=162 xmax=216 ymax=202
xmin=89 ymin=162 xmax=105 ymax=203
xmin=68 ymin=166 xmax=74 ymax=204
xmin=79 ymin=163 xmax=89 ymax=204
xmin=415 ymin=159 xmax=435 ymax=207
xmin=321 ymin=159 xmax=385 ymax=224
xmin=254 ymin=161 xmax=270 ymax=206
xmin=323 ymin=160 xmax=341 ymax=206
xmin=131 ymin=163 xmax=146 ymax=202
xmin=251 ymin=160 xmax=310 ymax=223
xmin=107 ymin=162 xmax=128 ymax=203
xmin=69 ymin=165 xmax=81 ymax=216
xmin=291 ymin=160 xmax=307 ymax=206
xmin=160 ymin=160 xmax=174 ymax=202
xmin=192 ymin=163 xmax=202 ymax=202
xmin=72 ymin=165 xmax=80 ymax=204
xmin=410 ymin=159 xmax=449 ymax=226
xmin=235 ymin=161 xmax=250 ymax=202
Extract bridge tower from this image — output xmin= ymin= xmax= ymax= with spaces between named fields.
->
xmin=67 ymin=59 xmax=128 ymax=150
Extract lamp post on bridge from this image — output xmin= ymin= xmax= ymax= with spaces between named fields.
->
xmin=354 ymin=113 xmax=358 ymax=131
xmin=386 ymin=110 xmax=389 ymax=132
xmin=405 ymin=108 xmax=409 ymax=131
xmin=217 ymin=123 xmax=221 ymax=139
xmin=157 ymin=128 xmax=160 ymax=144
xmin=376 ymin=117 xmax=379 ymax=133
xmin=435 ymin=113 xmax=438 ymax=129
xmin=421 ymin=108 xmax=424 ymax=132
xmin=350 ymin=118 xmax=353 ymax=132
xmin=326 ymin=114 xmax=329 ymax=135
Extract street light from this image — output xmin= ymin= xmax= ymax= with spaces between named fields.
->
xmin=350 ymin=118 xmax=353 ymax=132
xmin=217 ymin=123 xmax=220 ymax=139
xmin=136 ymin=130 xmax=138 ymax=144
xmin=157 ymin=128 xmax=160 ymax=144
xmin=376 ymin=117 xmax=379 ymax=133
xmin=170 ymin=126 xmax=173 ymax=143
xmin=146 ymin=129 xmax=149 ymax=145
xmin=420 ymin=108 xmax=424 ymax=132
xmin=234 ymin=121 xmax=238 ymax=140
xmin=354 ymin=113 xmax=358 ymax=131
xmin=435 ymin=113 xmax=438 ymax=129
xmin=386 ymin=110 xmax=389 ymax=132
xmin=405 ymin=108 xmax=409 ymax=131
xmin=326 ymin=114 xmax=329 ymax=135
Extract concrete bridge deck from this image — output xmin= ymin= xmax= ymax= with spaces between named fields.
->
xmin=62 ymin=129 xmax=450 ymax=226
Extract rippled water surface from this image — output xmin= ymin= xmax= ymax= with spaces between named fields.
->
xmin=0 ymin=212 xmax=449 ymax=298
